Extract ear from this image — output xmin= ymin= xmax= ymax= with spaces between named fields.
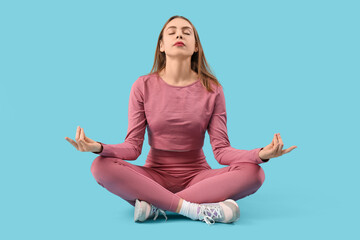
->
xmin=159 ymin=40 xmax=164 ymax=52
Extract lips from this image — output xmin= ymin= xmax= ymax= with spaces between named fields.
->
xmin=174 ymin=41 xmax=185 ymax=46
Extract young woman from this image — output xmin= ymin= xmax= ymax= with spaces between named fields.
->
xmin=65 ymin=15 xmax=297 ymax=225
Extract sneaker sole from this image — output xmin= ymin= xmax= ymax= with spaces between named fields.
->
xmin=223 ymin=199 xmax=240 ymax=223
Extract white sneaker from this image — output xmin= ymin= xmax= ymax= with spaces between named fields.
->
xmin=197 ymin=199 xmax=240 ymax=225
xmin=134 ymin=199 xmax=168 ymax=222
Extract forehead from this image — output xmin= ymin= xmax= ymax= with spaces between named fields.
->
xmin=165 ymin=18 xmax=192 ymax=31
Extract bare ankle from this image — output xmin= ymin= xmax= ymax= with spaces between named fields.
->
xmin=176 ymin=199 xmax=183 ymax=213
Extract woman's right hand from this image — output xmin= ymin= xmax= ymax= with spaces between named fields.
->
xmin=65 ymin=126 xmax=101 ymax=152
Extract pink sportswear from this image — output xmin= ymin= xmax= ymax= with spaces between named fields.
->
xmin=95 ymin=72 xmax=269 ymax=164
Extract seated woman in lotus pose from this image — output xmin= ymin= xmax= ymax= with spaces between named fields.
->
xmin=65 ymin=15 xmax=297 ymax=225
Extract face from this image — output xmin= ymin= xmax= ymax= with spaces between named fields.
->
xmin=160 ymin=18 xmax=198 ymax=59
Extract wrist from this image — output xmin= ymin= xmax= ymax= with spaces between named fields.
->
xmin=92 ymin=141 xmax=103 ymax=153
xmin=259 ymin=147 xmax=269 ymax=162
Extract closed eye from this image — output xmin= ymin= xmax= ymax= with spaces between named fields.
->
xmin=169 ymin=33 xmax=191 ymax=35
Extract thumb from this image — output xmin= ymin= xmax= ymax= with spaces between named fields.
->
xmin=84 ymin=135 xmax=95 ymax=143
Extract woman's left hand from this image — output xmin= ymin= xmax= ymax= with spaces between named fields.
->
xmin=259 ymin=133 xmax=297 ymax=160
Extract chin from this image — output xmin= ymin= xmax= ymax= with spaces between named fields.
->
xmin=167 ymin=52 xmax=193 ymax=58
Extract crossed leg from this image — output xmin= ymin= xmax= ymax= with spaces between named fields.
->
xmin=90 ymin=156 xmax=181 ymax=212
xmin=174 ymin=162 xmax=265 ymax=203
xmin=90 ymin=156 xmax=265 ymax=213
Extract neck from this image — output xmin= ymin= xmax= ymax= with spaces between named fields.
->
xmin=160 ymin=57 xmax=196 ymax=84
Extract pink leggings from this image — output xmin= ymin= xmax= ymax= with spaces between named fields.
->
xmin=90 ymin=148 xmax=265 ymax=213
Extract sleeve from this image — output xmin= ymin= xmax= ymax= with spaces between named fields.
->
xmin=206 ymin=85 xmax=270 ymax=165
xmin=92 ymin=77 xmax=147 ymax=160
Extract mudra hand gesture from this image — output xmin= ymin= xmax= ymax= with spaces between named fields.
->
xmin=65 ymin=126 xmax=101 ymax=152
xmin=259 ymin=133 xmax=297 ymax=160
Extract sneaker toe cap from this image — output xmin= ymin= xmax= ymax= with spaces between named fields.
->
xmin=221 ymin=199 xmax=240 ymax=223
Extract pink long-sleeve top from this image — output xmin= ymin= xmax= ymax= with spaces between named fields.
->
xmin=93 ymin=73 xmax=269 ymax=165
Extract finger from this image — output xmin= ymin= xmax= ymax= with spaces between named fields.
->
xmin=278 ymin=133 xmax=283 ymax=146
xmin=80 ymin=128 xmax=87 ymax=150
xmin=77 ymin=127 xmax=83 ymax=151
xmin=81 ymin=128 xmax=93 ymax=143
xmin=267 ymin=134 xmax=277 ymax=155
xmin=80 ymin=127 xmax=85 ymax=141
xmin=65 ymin=136 xmax=75 ymax=144
xmin=84 ymin=135 xmax=95 ymax=143
xmin=65 ymin=137 xmax=79 ymax=149
xmin=275 ymin=133 xmax=282 ymax=155
xmin=78 ymin=140 xmax=86 ymax=152
xmin=75 ymin=126 xmax=80 ymax=141
xmin=277 ymin=133 xmax=284 ymax=154
xmin=84 ymin=134 xmax=90 ymax=141
xmin=282 ymin=146 xmax=297 ymax=154
xmin=78 ymin=135 xmax=88 ymax=151
xmin=271 ymin=133 xmax=276 ymax=147
xmin=268 ymin=134 xmax=275 ymax=152
xmin=78 ymin=127 xmax=84 ymax=146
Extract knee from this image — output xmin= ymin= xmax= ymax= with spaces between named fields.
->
xmin=90 ymin=156 xmax=125 ymax=183
xmin=90 ymin=156 xmax=106 ymax=184
xmin=258 ymin=165 xmax=265 ymax=185
xmin=90 ymin=155 xmax=104 ymax=177
xmin=231 ymin=162 xmax=265 ymax=186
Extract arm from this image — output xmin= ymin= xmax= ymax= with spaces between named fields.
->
xmin=92 ymin=77 xmax=147 ymax=160
xmin=207 ymin=85 xmax=270 ymax=165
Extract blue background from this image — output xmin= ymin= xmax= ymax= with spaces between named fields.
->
xmin=1 ymin=0 xmax=359 ymax=239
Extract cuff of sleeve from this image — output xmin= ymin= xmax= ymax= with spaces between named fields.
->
xmin=92 ymin=142 xmax=114 ymax=157
xmin=255 ymin=147 xmax=270 ymax=164
xmin=92 ymin=141 xmax=104 ymax=154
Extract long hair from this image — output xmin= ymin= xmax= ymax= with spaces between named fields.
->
xmin=148 ymin=15 xmax=221 ymax=92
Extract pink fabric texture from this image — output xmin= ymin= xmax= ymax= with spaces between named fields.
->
xmin=94 ymin=73 xmax=269 ymax=164
xmin=90 ymin=73 xmax=269 ymax=212
xmin=91 ymin=148 xmax=265 ymax=212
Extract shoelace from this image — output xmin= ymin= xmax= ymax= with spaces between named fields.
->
xmin=150 ymin=205 xmax=168 ymax=221
xmin=198 ymin=204 xmax=223 ymax=225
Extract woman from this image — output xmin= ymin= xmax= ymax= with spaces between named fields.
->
xmin=65 ymin=15 xmax=297 ymax=225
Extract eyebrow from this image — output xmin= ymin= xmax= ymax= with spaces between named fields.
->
xmin=166 ymin=26 xmax=192 ymax=31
